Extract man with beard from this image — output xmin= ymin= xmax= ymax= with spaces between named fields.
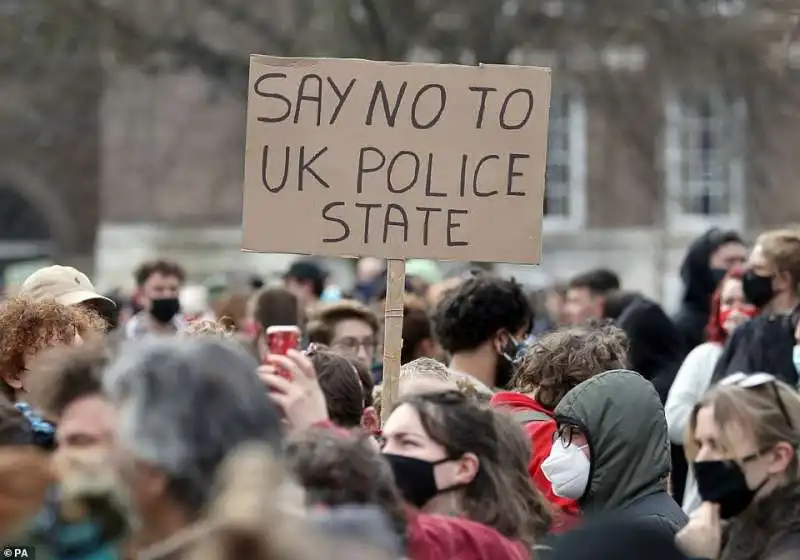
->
xmin=431 ymin=274 xmax=531 ymax=398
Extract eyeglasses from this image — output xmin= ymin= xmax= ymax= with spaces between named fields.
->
xmin=554 ymin=423 xmax=585 ymax=447
xmin=720 ymin=372 xmax=794 ymax=430
xmin=332 ymin=337 xmax=377 ymax=355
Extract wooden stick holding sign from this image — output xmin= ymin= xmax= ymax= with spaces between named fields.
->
xmin=380 ymin=259 xmax=405 ymax=423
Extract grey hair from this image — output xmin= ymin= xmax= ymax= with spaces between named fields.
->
xmin=104 ymin=337 xmax=283 ymax=514
xmin=399 ymin=357 xmax=452 ymax=382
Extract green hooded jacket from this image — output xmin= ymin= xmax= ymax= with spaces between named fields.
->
xmin=554 ymin=369 xmax=688 ymax=536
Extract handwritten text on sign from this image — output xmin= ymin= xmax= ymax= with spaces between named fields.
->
xmin=242 ymin=56 xmax=551 ymax=264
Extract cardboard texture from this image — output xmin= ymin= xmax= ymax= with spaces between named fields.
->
xmin=242 ymin=56 xmax=551 ymax=264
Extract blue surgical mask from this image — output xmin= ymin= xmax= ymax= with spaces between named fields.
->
xmin=793 ymin=345 xmax=800 ymax=375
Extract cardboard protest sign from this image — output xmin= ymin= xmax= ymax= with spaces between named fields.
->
xmin=242 ymin=56 xmax=551 ymax=264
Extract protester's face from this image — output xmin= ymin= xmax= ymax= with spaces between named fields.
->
xmin=710 ymin=242 xmax=747 ymax=271
xmin=747 ymin=244 xmax=775 ymax=278
xmin=382 ymin=404 xmax=464 ymax=490
xmin=56 ymin=394 xmax=116 ymax=451
xmin=556 ymin=424 xmax=591 ymax=459
xmin=719 ymin=278 xmax=755 ymax=334
xmin=141 ymin=273 xmax=181 ymax=308
xmin=331 ymin=319 xmax=377 ymax=365
xmin=747 ymin=244 xmax=793 ymax=297
xmin=692 ymin=404 xmax=785 ymax=489
xmin=564 ymin=287 xmax=603 ymax=325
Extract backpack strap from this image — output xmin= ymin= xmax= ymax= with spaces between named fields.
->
xmin=511 ymin=409 xmax=552 ymax=425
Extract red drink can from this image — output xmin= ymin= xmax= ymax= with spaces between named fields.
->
xmin=266 ymin=326 xmax=301 ymax=379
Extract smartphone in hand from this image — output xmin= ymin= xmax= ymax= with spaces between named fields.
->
xmin=266 ymin=325 xmax=301 ymax=380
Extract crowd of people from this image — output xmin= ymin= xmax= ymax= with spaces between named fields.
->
xmin=0 ymin=226 xmax=799 ymax=559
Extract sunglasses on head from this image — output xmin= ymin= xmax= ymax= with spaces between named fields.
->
xmin=720 ymin=372 xmax=794 ymax=430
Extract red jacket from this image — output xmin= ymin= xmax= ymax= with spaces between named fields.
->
xmin=490 ymin=391 xmax=580 ymax=531
xmin=408 ymin=511 xmax=531 ymax=560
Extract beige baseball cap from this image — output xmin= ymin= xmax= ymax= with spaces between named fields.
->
xmin=20 ymin=265 xmax=115 ymax=311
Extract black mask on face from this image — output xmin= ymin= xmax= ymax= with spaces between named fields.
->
xmin=693 ymin=459 xmax=769 ymax=519
xmin=710 ymin=267 xmax=728 ymax=287
xmin=149 ymin=297 xmax=181 ymax=324
xmin=494 ymin=334 xmax=522 ymax=390
xmin=383 ymin=453 xmax=460 ymax=509
xmin=742 ymin=270 xmax=775 ymax=308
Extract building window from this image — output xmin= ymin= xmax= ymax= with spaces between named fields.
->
xmin=664 ymin=90 xmax=746 ymax=230
xmin=544 ymin=90 xmax=586 ymax=229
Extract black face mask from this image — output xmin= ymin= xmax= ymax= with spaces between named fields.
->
xmin=494 ymin=335 xmax=522 ymax=389
xmin=149 ymin=297 xmax=181 ymax=324
xmin=383 ymin=453 xmax=460 ymax=509
xmin=693 ymin=459 xmax=769 ymax=519
xmin=710 ymin=267 xmax=728 ymax=287
xmin=742 ymin=270 xmax=775 ymax=308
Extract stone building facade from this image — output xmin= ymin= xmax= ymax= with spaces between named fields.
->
xmin=2 ymin=9 xmax=799 ymax=309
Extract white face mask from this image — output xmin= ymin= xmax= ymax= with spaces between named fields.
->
xmin=541 ymin=442 xmax=590 ymax=500
xmin=793 ymin=345 xmax=800 ymax=375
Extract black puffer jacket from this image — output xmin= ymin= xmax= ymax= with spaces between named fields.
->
xmin=711 ymin=307 xmax=800 ymax=386
xmin=604 ymin=292 xmax=686 ymax=403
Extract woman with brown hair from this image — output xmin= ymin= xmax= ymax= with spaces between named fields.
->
xmin=677 ymin=374 xmax=800 ymax=559
xmin=381 ymin=390 xmax=550 ymax=551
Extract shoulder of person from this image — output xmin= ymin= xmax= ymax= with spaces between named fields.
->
xmin=683 ymin=342 xmax=724 ymax=364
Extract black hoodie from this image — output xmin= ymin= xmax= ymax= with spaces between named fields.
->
xmin=673 ymin=228 xmax=744 ymax=351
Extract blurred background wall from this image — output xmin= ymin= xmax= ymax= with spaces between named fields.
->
xmin=2 ymin=0 xmax=799 ymax=311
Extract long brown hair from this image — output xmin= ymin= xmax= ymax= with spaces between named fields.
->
xmin=396 ymin=391 xmax=547 ymax=547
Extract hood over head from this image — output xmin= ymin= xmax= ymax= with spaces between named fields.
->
xmin=554 ymin=369 xmax=670 ymax=513
xmin=680 ymin=228 xmax=744 ymax=311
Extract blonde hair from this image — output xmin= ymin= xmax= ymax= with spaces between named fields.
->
xmin=685 ymin=380 xmax=800 ymax=478
xmin=756 ymin=228 xmax=800 ymax=286
xmin=399 ymin=357 xmax=452 ymax=382
xmin=183 ymin=319 xmax=233 ymax=338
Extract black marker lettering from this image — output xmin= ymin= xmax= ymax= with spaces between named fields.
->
xmin=387 ymin=151 xmax=420 ymax=194
xmin=469 ymin=86 xmax=497 ymax=129
xmin=366 ymin=81 xmax=408 ymax=127
xmin=260 ymin=145 xmax=290 ymax=193
xmin=500 ymin=88 xmax=534 ymax=130
xmin=328 ymin=77 xmax=356 ymax=125
xmin=356 ymin=202 xmax=382 ymax=243
xmin=254 ymin=73 xmax=291 ymax=123
xmin=294 ymin=74 xmax=323 ymax=126
xmin=507 ymin=154 xmax=528 ymax=196
xmin=416 ymin=206 xmax=442 ymax=246
xmin=357 ymin=147 xmax=386 ymax=194
xmin=458 ymin=154 xmax=469 ymax=197
xmin=411 ymin=84 xmax=447 ymax=129
xmin=383 ymin=204 xmax=409 ymax=243
xmin=321 ymin=202 xmax=350 ymax=243
xmin=298 ymin=146 xmax=330 ymax=190
xmin=423 ymin=153 xmax=445 ymax=197
xmin=473 ymin=155 xmax=500 ymax=197
xmin=447 ymin=209 xmax=469 ymax=247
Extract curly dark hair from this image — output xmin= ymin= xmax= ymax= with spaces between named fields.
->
xmin=0 ymin=297 xmax=106 ymax=401
xmin=286 ymin=428 xmax=407 ymax=546
xmin=431 ymin=275 xmax=532 ymax=353
xmin=512 ymin=324 xmax=628 ymax=410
